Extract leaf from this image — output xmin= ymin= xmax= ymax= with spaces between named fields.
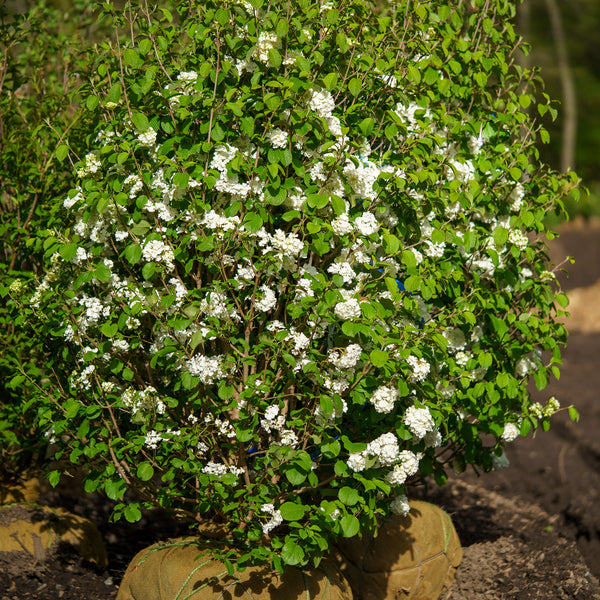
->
xmin=124 ymin=504 xmax=142 ymax=523
xmin=568 ymin=405 xmax=580 ymax=422
xmin=279 ymin=502 xmax=306 ymax=521
xmin=55 ymin=144 xmax=69 ymax=162
xmin=101 ymin=323 xmax=118 ymax=338
xmin=348 ymin=78 xmax=362 ymax=97
xmin=137 ymin=462 xmax=155 ymax=481
xmin=340 ymin=515 xmax=360 ymax=537
xmin=47 ymin=470 xmax=61 ymax=488
xmin=359 ymin=117 xmax=375 ymax=136
xmin=338 ymin=487 xmax=359 ymax=506
xmin=86 ymin=95 xmax=99 ymax=111
xmin=132 ymin=112 xmax=150 ymax=132
xmin=138 ymin=38 xmax=153 ymax=55
xmin=370 ymin=349 xmax=389 ymax=367
xmin=59 ymin=243 xmax=78 ymax=261
xmin=125 ymin=244 xmax=142 ymax=265
xmin=281 ymin=539 xmax=305 ymax=566
xmin=123 ymin=48 xmax=142 ymax=69
xmin=142 ymin=262 xmax=156 ymax=280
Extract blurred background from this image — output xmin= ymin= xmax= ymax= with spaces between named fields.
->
xmin=517 ymin=0 xmax=600 ymax=219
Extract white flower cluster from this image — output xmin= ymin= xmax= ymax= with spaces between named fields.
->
xmin=406 ymin=355 xmax=430 ymax=382
xmin=185 ymin=354 xmax=226 ymax=384
xmin=403 ymin=405 xmax=436 ymax=439
xmin=347 ymin=432 xmax=400 ymax=472
xmin=370 ymin=385 xmax=400 ymax=414
xmin=261 ymin=503 xmax=283 ymax=535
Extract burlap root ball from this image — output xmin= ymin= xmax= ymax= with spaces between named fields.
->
xmin=334 ymin=500 xmax=463 ymax=600
xmin=117 ymin=537 xmax=353 ymax=600
xmin=0 ymin=478 xmax=41 ymax=505
xmin=0 ymin=504 xmax=107 ymax=567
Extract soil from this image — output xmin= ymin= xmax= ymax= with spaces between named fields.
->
xmin=2 ymin=221 xmax=600 ymax=600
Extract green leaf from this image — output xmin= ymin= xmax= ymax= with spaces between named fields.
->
xmin=47 ymin=470 xmax=61 ymax=488
xmin=340 ymin=514 xmax=360 ymax=537
xmin=348 ymin=78 xmax=362 ymax=97
xmin=55 ymin=144 xmax=69 ymax=162
xmin=137 ymin=462 xmax=155 ymax=481
xmin=268 ymin=48 xmax=282 ymax=68
xmin=568 ymin=405 xmax=580 ymax=422
xmin=86 ymin=95 xmax=99 ymax=111
xmin=370 ymin=349 xmax=388 ymax=367
xmin=139 ymin=38 xmax=153 ymax=55
xmin=59 ymin=243 xmax=78 ymax=261
xmin=142 ymin=262 xmax=156 ymax=280
xmin=307 ymin=193 xmax=329 ymax=209
xmin=281 ymin=539 xmax=305 ymax=566
xmin=124 ymin=504 xmax=142 ymax=523
xmin=132 ymin=112 xmax=150 ymax=131
xmin=124 ymin=48 xmax=142 ymax=68
xmin=359 ymin=118 xmax=375 ymax=136
xmin=101 ymin=323 xmax=118 ymax=338
xmin=279 ymin=502 xmax=306 ymax=521
xmin=338 ymin=487 xmax=359 ymax=506
xmin=125 ymin=244 xmax=142 ymax=265
xmin=243 ymin=212 xmax=263 ymax=232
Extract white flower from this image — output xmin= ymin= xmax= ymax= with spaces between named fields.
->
xmin=261 ymin=503 xmax=283 ymax=535
xmin=406 ymin=355 xmax=430 ymax=382
xmin=177 ymin=70 xmax=198 ymax=83
xmin=509 ymin=183 xmax=525 ymax=212
xmin=142 ymin=239 xmax=174 ymax=270
xmin=255 ymin=285 xmax=277 ymax=312
xmin=328 ymin=261 xmax=356 ymax=285
xmin=185 ymin=354 xmax=226 ymax=384
xmin=354 ymin=212 xmax=379 ymax=236
xmin=347 ymin=452 xmax=367 ymax=472
xmin=501 ymin=422 xmax=520 ymax=442
xmin=454 ymin=351 xmax=472 ymax=367
xmin=137 ymin=127 xmax=157 ymax=147
xmin=390 ymin=494 xmax=410 ymax=517
xmin=331 ymin=213 xmax=354 ymax=236
xmin=404 ymin=405 xmax=435 ymax=439
xmin=308 ymin=88 xmax=335 ymax=118
xmin=367 ymin=432 xmax=399 ymax=467
xmin=328 ymin=344 xmax=362 ymax=369
xmin=255 ymin=32 xmax=281 ymax=64
xmin=266 ymin=127 xmax=288 ymax=149
xmin=508 ymin=229 xmax=528 ymax=250
xmin=370 ymin=386 xmax=399 ymax=414
xmin=543 ymin=396 xmax=560 ymax=417
xmin=145 ymin=430 xmax=166 ymax=449
xmin=385 ymin=451 xmax=421 ymax=485
xmin=334 ymin=298 xmax=362 ymax=321
xmin=280 ymin=429 xmax=298 ymax=447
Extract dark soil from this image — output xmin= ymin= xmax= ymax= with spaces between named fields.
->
xmin=2 ymin=222 xmax=600 ymax=599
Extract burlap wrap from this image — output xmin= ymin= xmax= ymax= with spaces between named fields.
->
xmin=117 ymin=537 xmax=353 ymax=600
xmin=0 ymin=504 xmax=107 ymax=567
xmin=334 ymin=500 xmax=462 ymax=600
xmin=0 ymin=478 xmax=41 ymax=505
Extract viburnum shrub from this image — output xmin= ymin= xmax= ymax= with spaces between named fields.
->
xmin=12 ymin=0 xmax=580 ymax=571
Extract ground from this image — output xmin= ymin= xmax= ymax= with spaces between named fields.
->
xmin=2 ymin=222 xmax=600 ymax=599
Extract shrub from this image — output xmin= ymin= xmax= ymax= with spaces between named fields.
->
xmin=9 ymin=0 xmax=579 ymax=571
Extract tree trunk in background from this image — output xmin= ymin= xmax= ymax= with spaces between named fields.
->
xmin=544 ymin=0 xmax=577 ymax=172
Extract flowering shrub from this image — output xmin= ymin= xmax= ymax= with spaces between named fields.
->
xmin=12 ymin=0 xmax=579 ymax=571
